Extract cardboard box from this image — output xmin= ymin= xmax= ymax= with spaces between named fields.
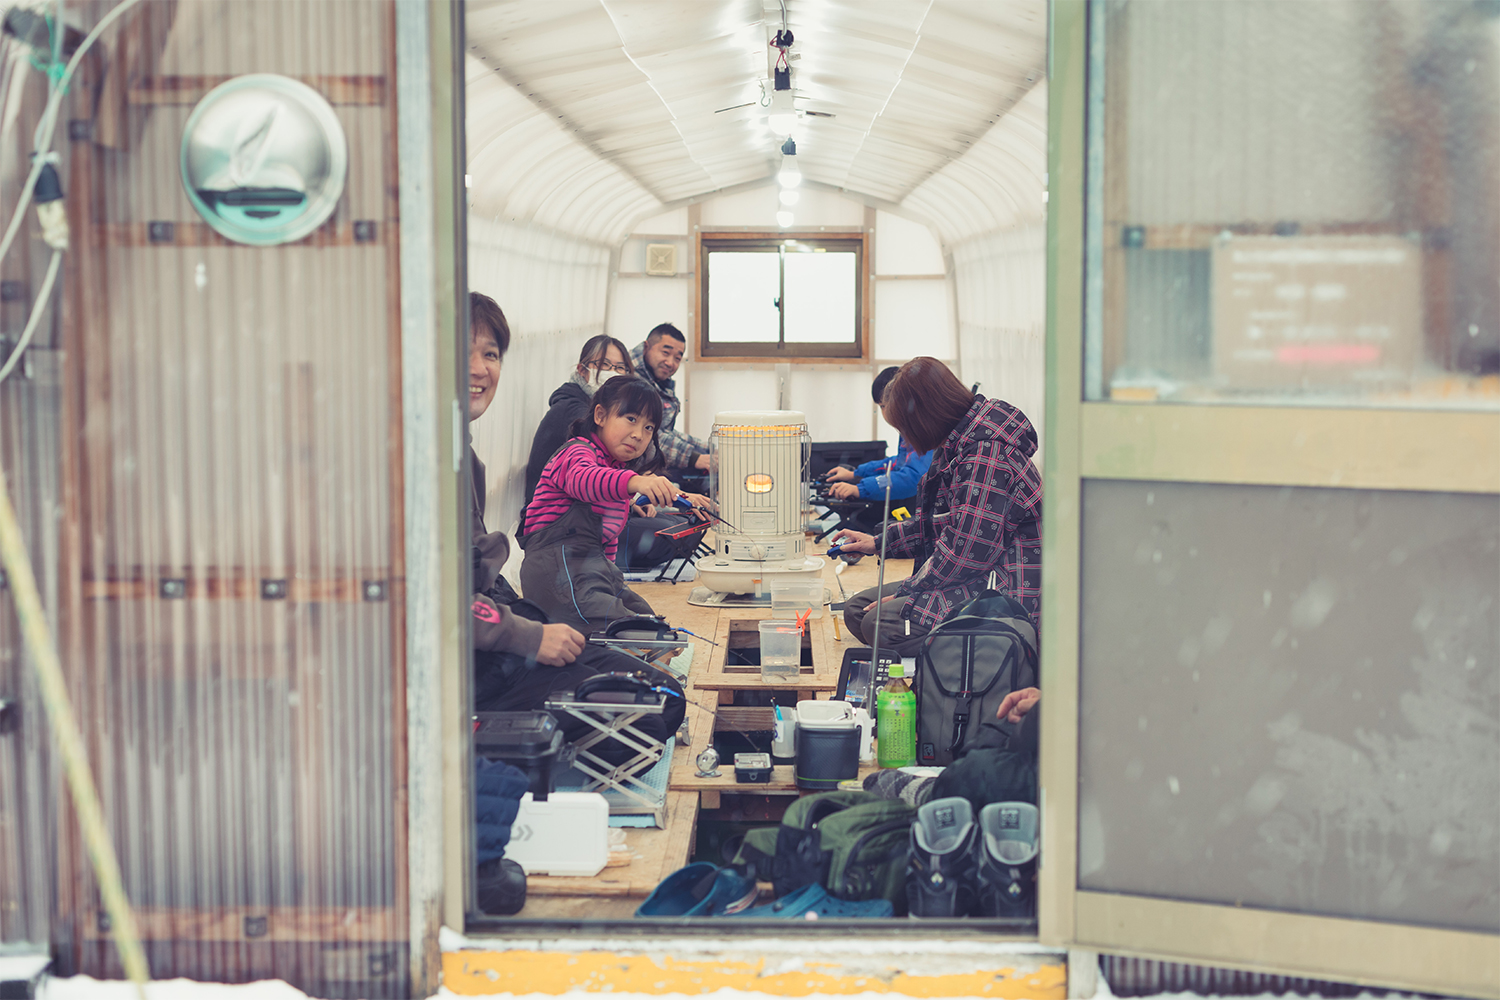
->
xmin=1212 ymin=235 xmax=1422 ymax=391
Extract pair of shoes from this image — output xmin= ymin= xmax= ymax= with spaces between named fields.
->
xmin=635 ymin=862 xmax=759 ymax=917
xmin=729 ymin=883 xmax=893 ymax=919
xmin=476 ymin=858 xmax=527 ymax=916
xmin=906 ymin=797 xmax=1038 ymax=918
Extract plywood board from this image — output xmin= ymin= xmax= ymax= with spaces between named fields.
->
xmin=522 ymin=791 xmax=697 ymax=901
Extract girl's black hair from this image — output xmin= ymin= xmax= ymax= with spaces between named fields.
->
xmin=569 ymin=375 xmax=665 ymax=473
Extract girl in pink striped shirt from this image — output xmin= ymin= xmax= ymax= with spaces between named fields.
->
xmin=519 ymin=376 xmax=682 ymax=631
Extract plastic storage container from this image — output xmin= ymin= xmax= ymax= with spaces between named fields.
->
xmin=770 ymin=578 xmax=824 ymax=618
xmin=758 ymin=620 xmax=802 ymax=683
xmin=472 ymin=710 xmax=571 ymax=801
xmin=503 ymin=792 xmax=609 ymax=876
xmin=793 ymin=700 xmax=860 ymax=789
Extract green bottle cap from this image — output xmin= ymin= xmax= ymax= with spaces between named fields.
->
xmin=887 ymin=663 xmax=904 ymax=678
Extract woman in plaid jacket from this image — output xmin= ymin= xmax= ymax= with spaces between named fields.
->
xmin=830 ymin=357 xmax=1042 ymax=656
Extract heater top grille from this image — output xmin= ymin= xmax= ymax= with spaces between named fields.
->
xmin=711 ymin=410 xmax=807 ymax=434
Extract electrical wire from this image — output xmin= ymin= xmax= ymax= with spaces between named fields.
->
xmin=0 ymin=3 xmax=152 ymax=992
xmin=868 ymin=458 xmax=895 ymax=673
xmin=0 ymin=248 xmax=60 ymax=385
xmin=0 ymin=0 xmax=144 ymax=274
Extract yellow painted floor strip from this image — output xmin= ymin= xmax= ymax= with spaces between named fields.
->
xmin=443 ymin=949 xmax=1067 ymax=998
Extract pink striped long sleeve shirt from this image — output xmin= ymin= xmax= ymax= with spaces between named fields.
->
xmin=521 ymin=435 xmax=636 ymax=558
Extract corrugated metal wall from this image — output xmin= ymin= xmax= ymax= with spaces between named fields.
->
xmin=0 ymin=22 xmax=62 ymax=951
xmin=1100 ymin=955 xmax=1381 ymax=998
xmin=0 ymin=1 xmax=408 ymax=995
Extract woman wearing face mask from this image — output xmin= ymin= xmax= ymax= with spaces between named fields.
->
xmin=523 ymin=336 xmax=637 ymax=518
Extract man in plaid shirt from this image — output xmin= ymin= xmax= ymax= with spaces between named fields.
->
xmin=831 ymin=358 xmax=1042 ymax=655
xmin=630 ymin=323 xmax=711 ymax=476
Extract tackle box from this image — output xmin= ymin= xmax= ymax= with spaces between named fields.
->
xmin=472 ymin=710 xmax=573 ymax=801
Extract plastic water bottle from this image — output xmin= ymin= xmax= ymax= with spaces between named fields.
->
xmin=876 ymin=664 xmax=916 ymax=768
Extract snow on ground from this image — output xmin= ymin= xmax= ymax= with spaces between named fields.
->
xmin=33 ymin=975 xmax=1419 ymax=1000
xmin=39 ymin=976 xmax=313 ymax=999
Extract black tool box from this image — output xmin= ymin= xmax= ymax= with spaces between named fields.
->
xmin=472 ymin=710 xmax=573 ymax=801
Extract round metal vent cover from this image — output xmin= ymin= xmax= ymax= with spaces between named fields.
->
xmin=180 ymin=74 xmax=348 ymax=246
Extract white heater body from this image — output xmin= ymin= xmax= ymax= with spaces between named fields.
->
xmin=695 ymin=410 xmax=825 ymax=595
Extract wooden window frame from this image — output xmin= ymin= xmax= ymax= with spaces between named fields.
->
xmin=695 ymin=232 xmax=869 ymax=361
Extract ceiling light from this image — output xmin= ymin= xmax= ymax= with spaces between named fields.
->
xmin=777 ymin=156 xmax=801 ymax=188
xmin=776 ymin=210 xmax=794 ymax=228
xmin=778 ymin=188 xmax=800 ymax=206
xmin=765 ymin=88 xmax=798 ymax=138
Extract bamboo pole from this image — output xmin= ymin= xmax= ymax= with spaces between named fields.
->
xmin=0 ymin=457 xmax=150 ymax=996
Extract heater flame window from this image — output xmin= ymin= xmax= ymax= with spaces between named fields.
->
xmin=745 ymin=473 xmax=774 ymax=494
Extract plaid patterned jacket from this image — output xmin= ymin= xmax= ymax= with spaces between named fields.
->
xmin=886 ymin=396 xmax=1043 ymax=630
xmin=630 ymin=341 xmax=708 ymax=469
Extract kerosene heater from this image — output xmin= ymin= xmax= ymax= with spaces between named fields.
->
xmin=692 ymin=410 xmax=825 ymax=597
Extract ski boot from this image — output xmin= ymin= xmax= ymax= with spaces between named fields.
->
xmin=975 ymin=801 xmax=1039 ymax=919
xmin=476 ymin=857 xmax=527 ymax=916
xmin=906 ymin=796 xmax=978 ymax=917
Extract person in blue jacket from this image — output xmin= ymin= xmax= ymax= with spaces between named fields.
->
xmin=824 ymin=366 xmax=934 ymax=504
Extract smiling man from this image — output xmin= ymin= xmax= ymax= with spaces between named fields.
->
xmin=465 ymin=292 xmax=685 ymax=916
xmin=630 ymin=323 xmax=711 ymax=476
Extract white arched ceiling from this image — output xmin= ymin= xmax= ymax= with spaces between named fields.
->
xmin=465 ymin=0 xmax=1047 ymax=247
xmin=904 ymin=82 xmax=1048 ymax=245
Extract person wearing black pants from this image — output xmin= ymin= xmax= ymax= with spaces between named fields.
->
xmin=465 ymin=294 xmax=684 ymax=916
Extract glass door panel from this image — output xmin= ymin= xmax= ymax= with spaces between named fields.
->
xmin=1047 ymin=4 xmax=1500 ymax=996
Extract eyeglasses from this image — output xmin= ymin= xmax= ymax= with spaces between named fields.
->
xmin=594 ymin=360 xmax=631 ymax=374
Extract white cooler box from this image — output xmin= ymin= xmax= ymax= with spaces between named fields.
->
xmin=504 ymin=791 xmax=609 ymax=877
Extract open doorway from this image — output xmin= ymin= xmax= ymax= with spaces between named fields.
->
xmin=458 ymin=0 xmax=1050 ymax=933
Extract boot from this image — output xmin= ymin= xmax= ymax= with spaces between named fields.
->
xmin=906 ymin=796 xmax=977 ymax=917
xmin=476 ymin=857 xmax=527 ymax=916
xmin=975 ymin=802 xmax=1038 ymax=919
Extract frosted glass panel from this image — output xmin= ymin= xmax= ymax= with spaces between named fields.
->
xmin=1090 ymin=0 xmax=1500 ymax=407
xmin=707 ymin=252 xmax=779 ymax=343
xmin=1078 ymin=479 xmax=1500 ymax=933
xmin=784 ymin=252 xmax=856 ymax=344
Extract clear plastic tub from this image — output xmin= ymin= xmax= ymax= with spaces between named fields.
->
xmin=770 ymin=578 xmax=824 ymax=618
xmin=758 ymin=620 xmax=802 ymax=683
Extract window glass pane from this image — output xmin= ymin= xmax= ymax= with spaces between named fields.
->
xmin=1078 ymin=479 xmax=1500 ymax=932
xmin=1089 ymin=0 xmax=1500 ymax=408
xmin=783 ymin=251 xmax=857 ymax=344
xmin=707 ymin=251 xmax=780 ymax=343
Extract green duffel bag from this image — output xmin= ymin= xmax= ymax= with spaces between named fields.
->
xmin=733 ymin=791 xmax=915 ymax=913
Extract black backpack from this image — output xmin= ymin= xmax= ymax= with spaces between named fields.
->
xmin=914 ymin=580 xmax=1038 ymax=766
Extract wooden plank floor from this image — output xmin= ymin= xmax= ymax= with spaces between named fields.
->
xmin=518 ymin=549 xmax=914 ymax=916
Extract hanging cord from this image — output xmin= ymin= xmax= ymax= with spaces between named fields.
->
xmin=0 ymin=0 xmax=143 ymax=274
xmin=0 ymin=2 xmax=151 ymax=994
xmin=868 ymin=457 xmax=895 ymax=673
xmin=0 ymin=460 xmax=150 ymax=995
